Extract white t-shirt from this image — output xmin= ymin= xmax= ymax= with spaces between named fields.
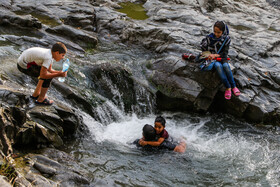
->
xmin=18 ymin=47 xmax=53 ymax=69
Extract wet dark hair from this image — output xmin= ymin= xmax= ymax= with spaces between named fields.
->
xmin=51 ymin=42 xmax=67 ymax=54
xmin=214 ymin=21 xmax=225 ymax=32
xmin=155 ymin=116 xmax=166 ymax=127
xmin=142 ymin=124 xmax=156 ymax=141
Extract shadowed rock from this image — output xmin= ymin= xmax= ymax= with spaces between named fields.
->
xmin=93 ymin=0 xmax=280 ymax=125
xmin=0 ymin=86 xmax=86 ymax=149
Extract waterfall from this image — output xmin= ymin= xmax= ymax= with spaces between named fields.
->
xmin=79 ymin=111 xmax=280 ymax=186
xmin=84 ymin=63 xmax=156 ymax=124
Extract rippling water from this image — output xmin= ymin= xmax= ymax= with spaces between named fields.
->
xmin=0 ymin=1 xmax=279 ymax=186
xmin=3 ymin=35 xmax=277 ymax=187
xmin=51 ymin=39 xmax=280 ymax=187
xmin=67 ymin=111 xmax=280 ymax=186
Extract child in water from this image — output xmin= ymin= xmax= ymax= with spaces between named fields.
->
xmin=200 ymin=21 xmax=241 ymax=99
xmin=135 ymin=124 xmax=186 ymax=153
xmin=139 ymin=116 xmax=169 ymax=146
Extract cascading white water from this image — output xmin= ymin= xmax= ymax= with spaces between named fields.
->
xmin=78 ymin=110 xmax=280 ymax=186
xmin=94 ymin=100 xmax=126 ymax=125
xmin=62 ymin=40 xmax=279 ymax=186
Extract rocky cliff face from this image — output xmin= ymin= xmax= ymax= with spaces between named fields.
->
xmin=0 ymin=0 xmax=279 ymax=185
xmin=95 ymin=0 xmax=280 ymax=125
xmin=0 ymin=85 xmax=91 ymax=185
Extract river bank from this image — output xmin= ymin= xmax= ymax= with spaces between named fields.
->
xmin=0 ymin=0 xmax=279 ymax=186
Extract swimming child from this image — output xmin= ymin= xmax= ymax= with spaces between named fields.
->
xmin=17 ymin=42 xmax=68 ymax=105
xmin=139 ymin=116 xmax=169 ymax=147
xmin=135 ymin=124 xmax=186 ymax=153
xmin=200 ymin=21 xmax=241 ymax=99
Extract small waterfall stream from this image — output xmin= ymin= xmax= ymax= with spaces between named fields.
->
xmin=69 ymin=111 xmax=280 ymax=186
xmin=59 ymin=42 xmax=280 ymax=186
xmin=1 ymin=26 xmax=278 ymax=187
xmin=0 ymin=1 xmax=279 ymax=186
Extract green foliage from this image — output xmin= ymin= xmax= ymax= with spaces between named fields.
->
xmin=117 ymin=2 xmax=149 ymax=20
xmin=145 ymin=62 xmax=152 ymax=69
xmin=13 ymin=11 xmax=60 ymax=27
xmin=0 ymin=161 xmax=17 ymax=184
xmin=85 ymin=43 xmax=96 ymax=54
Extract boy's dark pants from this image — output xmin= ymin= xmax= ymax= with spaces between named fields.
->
xmin=17 ymin=63 xmax=52 ymax=88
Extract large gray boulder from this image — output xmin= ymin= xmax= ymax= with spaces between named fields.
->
xmin=10 ymin=149 xmax=90 ymax=186
xmin=94 ymin=0 xmax=280 ymax=125
xmin=0 ymin=0 xmax=98 ymax=52
xmin=0 ymin=86 xmax=86 ymax=150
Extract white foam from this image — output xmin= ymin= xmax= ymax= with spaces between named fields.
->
xmin=81 ymin=111 xmax=279 ymax=185
xmin=82 ymin=112 xmax=155 ymax=144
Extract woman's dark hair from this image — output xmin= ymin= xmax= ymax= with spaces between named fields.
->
xmin=51 ymin=42 xmax=67 ymax=54
xmin=214 ymin=21 xmax=225 ymax=32
xmin=142 ymin=124 xmax=156 ymax=141
xmin=155 ymin=116 xmax=166 ymax=127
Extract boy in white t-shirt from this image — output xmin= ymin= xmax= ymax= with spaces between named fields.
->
xmin=17 ymin=42 xmax=68 ymax=105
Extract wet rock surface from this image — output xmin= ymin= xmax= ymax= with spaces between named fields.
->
xmin=85 ymin=63 xmax=136 ymax=113
xmin=1 ymin=1 xmax=278 ymax=125
xmin=12 ymin=148 xmax=90 ymax=186
xmin=0 ymin=0 xmax=280 ymax=185
xmin=95 ymin=0 xmax=280 ymax=125
xmin=0 ymin=85 xmax=90 ymax=186
xmin=0 ymin=86 xmax=86 ymax=149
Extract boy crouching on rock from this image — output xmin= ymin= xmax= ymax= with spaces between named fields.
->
xmin=17 ymin=42 xmax=68 ymax=105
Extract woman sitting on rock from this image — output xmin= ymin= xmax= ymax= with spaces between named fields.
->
xmin=200 ymin=21 xmax=240 ymax=99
